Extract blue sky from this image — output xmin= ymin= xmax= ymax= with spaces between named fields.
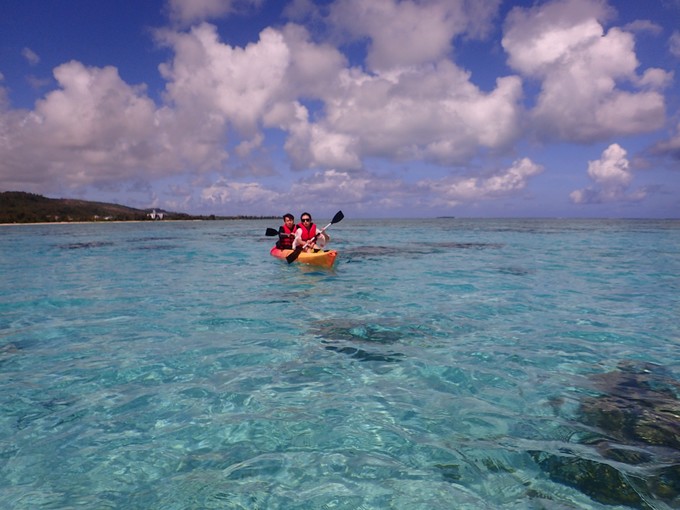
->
xmin=1 ymin=0 xmax=679 ymax=218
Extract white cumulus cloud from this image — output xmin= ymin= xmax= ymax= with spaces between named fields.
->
xmin=503 ymin=0 xmax=670 ymax=142
xmin=570 ymin=143 xmax=647 ymax=203
xmin=21 ymin=47 xmax=40 ymax=66
xmin=167 ymin=0 xmax=264 ymax=25
xmin=650 ymin=121 xmax=680 ymax=160
xmin=0 ymin=61 xmax=172 ymax=191
xmin=670 ymin=30 xmax=680 ymax=58
xmin=277 ymin=60 xmax=523 ymax=170
xmin=418 ymin=158 xmax=544 ymax=207
xmin=201 ymin=178 xmax=275 ymax=207
xmin=328 ymin=0 xmax=500 ymax=72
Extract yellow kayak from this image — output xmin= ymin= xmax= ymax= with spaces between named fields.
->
xmin=270 ymin=247 xmax=338 ymax=268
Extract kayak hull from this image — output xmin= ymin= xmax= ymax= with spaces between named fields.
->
xmin=270 ymin=247 xmax=338 ymax=268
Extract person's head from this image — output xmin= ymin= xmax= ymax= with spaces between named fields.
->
xmin=300 ymin=212 xmax=312 ymax=225
xmin=283 ymin=213 xmax=294 ymax=228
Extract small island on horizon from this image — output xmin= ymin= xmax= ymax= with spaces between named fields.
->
xmin=0 ymin=191 xmax=276 ymax=224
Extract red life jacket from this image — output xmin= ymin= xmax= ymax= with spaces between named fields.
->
xmin=276 ymin=224 xmax=296 ymax=250
xmin=296 ymin=222 xmax=317 ymax=242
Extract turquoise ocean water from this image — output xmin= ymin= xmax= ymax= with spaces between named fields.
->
xmin=1 ymin=218 xmax=679 ymax=509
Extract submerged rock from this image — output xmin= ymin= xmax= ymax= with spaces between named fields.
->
xmin=309 ymin=318 xmax=411 ymax=363
xmin=532 ymin=452 xmax=651 ymax=508
xmin=309 ymin=318 xmax=415 ymax=345
xmin=323 ymin=344 xmax=405 ymax=363
xmin=581 ymin=361 xmax=680 ymax=450
xmin=534 ymin=361 xmax=680 ymax=509
xmin=341 ymin=241 xmax=503 ymax=262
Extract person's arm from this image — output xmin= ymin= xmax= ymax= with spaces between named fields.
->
xmin=316 ymin=231 xmax=329 ymax=248
xmin=292 ymin=228 xmax=304 ymax=250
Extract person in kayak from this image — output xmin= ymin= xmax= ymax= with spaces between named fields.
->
xmin=276 ymin=213 xmax=296 ymax=250
xmin=294 ymin=212 xmax=329 ymax=252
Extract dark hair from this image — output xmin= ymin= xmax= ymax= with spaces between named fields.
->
xmin=300 ymin=212 xmax=312 ymax=220
xmin=283 ymin=213 xmax=294 ymax=221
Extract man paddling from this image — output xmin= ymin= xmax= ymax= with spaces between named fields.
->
xmin=276 ymin=213 xmax=296 ymax=250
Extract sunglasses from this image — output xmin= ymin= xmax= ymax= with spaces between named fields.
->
xmin=301 ymin=218 xmax=311 ymax=222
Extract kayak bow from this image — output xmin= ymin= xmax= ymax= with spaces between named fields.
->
xmin=270 ymin=247 xmax=337 ymax=268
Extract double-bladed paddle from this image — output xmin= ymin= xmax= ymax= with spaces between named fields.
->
xmin=286 ymin=210 xmax=344 ymax=264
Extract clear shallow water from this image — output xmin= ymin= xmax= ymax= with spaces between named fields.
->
xmin=1 ymin=218 xmax=679 ymax=509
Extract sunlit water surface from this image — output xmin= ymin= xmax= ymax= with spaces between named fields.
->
xmin=1 ymin=219 xmax=679 ymax=509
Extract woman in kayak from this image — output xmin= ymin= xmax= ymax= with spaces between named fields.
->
xmin=294 ymin=212 xmax=329 ymax=252
xmin=276 ymin=213 xmax=296 ymax=250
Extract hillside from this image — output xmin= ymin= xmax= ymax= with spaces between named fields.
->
xmin=0 ymin=191 xmax=272 ymax=223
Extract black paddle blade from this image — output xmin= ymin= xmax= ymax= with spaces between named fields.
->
xmin=286 ymin=246 xmax=303 ymax=264
xmin=265 ymin=228 xmax=279 ymax=236
xmin=331 ymin=210 xmax=344 ymax=224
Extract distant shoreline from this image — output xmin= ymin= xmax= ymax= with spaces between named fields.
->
xmin=0 ymin=218 xmax=276 ymax=227
xmin=0 ymin=191 xmax=279 ymax=224
xmin=1 ymin=220 xmax=152 ymax=227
